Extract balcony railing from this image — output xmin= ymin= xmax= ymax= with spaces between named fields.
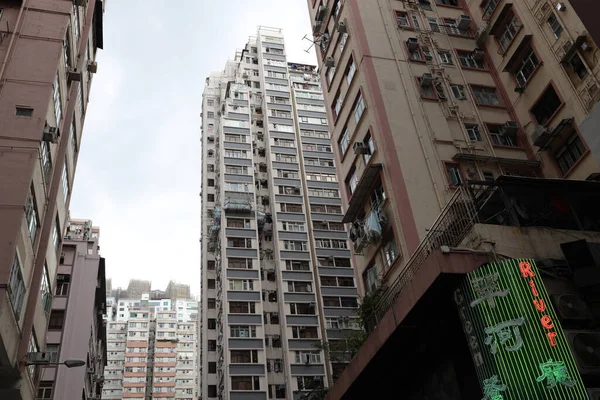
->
xmin=365 ymin=187 xmax=480 ymax=332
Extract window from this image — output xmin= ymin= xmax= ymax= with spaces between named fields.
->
xmin=320 ymin=276 xmax=337 ymax=287
xmin=229 ymin=279 xmax=254 ymax=291
xmin=547 ymin=14 xmax=563 ymax=39
xmin=465 ymin=124 xmax=482 ymax=141
xmin=568 ymin=53 xmax=588 ymax=80
xmin=70 ymin=119 xmax=77 ymax=154
xmin=61 ymin=160 xmax=69 ymax=199
xmin=8 ymin=253 xmax=25 ymax=318
xmin=26 ymin=186 xmax=38 ymax=243
xmin=412 ymin=15 xmax=421 ymax=28
xmin=38 ymin=381 xmax=53 ymax=399
xmin=16 ymin=106 xmax=33 ymax=116
xmin=281 ymin=221 xmax=305 ymax=232
xmin=445 ymin=163 xmax=463 ymax=187
xmin=458 ymin=50 xmax=485 ymax=69
xmin=227 ymin=218 xmax=251 ymax=228
xmin=207 ymin=194 xmax=214 ymax=202
xmin=230 ymin=325 xmax=256 ymax=338
xmin=338 ymin=127 xmax=350 ymax=155
xmin=346 ymin=57 xmax=356 ymax=85
xmin=285 ymin=260 xmax=310 ymax=271
xmin=555 ymin=133 xmax=586 ymax=175
xmin=408 ymin=43 xmax=425 ymax=62
xmin=364 ymin=263 xmax=380 ymax=293
xmin=207 ymin=111 xmax=214 ymax=119
xmin=290 ymin=303 xmax=315 ymax=315
xmin=40 ymin=265 xmax=52 ymax=314
xmin=297 ymin=376 xmax=323 ymax=391
xmin=230 ymin=302 xmax=255 ymax=314
xmin=231 ymin=376 xmax=260 ymax=391
xmin=396 ymin=11 xmax=410 ymax=28
xmin=487 ymin=124 xmax=517 ymax=147
xmin=55 ymin=274 xmax=70 ymax=296
xmin=498 ymin=12 xmax=522 ymax=51
xmin=207 ymin=299 xmax=216 ymax=309
xmin=207 ymin=99 xmax=214 ymax=106
xmin=41 ymin=141 xmax=52 ymax=183
xmin=231 ymin=350 xmax=259 ymax=363
xmin=530 ymin=84 xmax=562 ymax=125
xmin=291 ymin=326 xmax=318 ymax=339
xmin=339 ymin=32 xmax=349 ymax=53
xmin=418 ymin=77 xmax=437 ymax=99
xmin=436 ymin=0 xmax=458 ymax=6
xmin=207 ymin=279 xmax=215 ymax=289
xmin=420 ymin=0 xmax=432 ymax=11
xmin=288 ymin=281 xmax=312 ymax=293
xmin=428 ymin=17 xmax=440 ymax=32
xmin=227 ymin=258 xmax=252 ymax=269
xmin=48 ymin=310 xmax=65 ymax=330
xmin=346 ymin=168 xmax=359 ymax=196
xmin=283 ymin=240 xmax=307 ymax=251
xmin=52 ymin=216 xmax=60 ymax=252
xmin=472 ymin=86 xmax=501 ymax=106
xmin=450 ymin=84 xmax=466 ymax=100
xmin=438 ymin=50 xmax=453 ymax=64
xmin=53 ymin=75 xmax=62 ymax=123
xmin=513 ymin=48 xmax=540 ymax=87
xmin=353 ymin=93 xmax=366 ymax=123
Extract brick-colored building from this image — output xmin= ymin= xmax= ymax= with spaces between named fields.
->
xmin=0 ymin=1 xmax=104 ymax=399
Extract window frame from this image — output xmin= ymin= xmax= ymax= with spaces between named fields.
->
xmin=470 ymin=85 xmax=504 ymax=108
xmin=511 ymin=45 xmax=542 ymax=88
xmin=457 ymin=50 xmax=486 ymax=70
xmin=444 ymin=161 xmax=464 ymax=188
xmin=553 ymin=131 xmax=588 ymax=177
xmin=496 ymin=10 xmax=522 ymax=53
xmin=529 ymin=81 xmax=564 ymax=127
xmin=416 ymin=76 xmax=439 ymax=100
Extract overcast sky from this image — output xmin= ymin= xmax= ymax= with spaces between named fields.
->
xmin=70 ymin=0 xmax=317 ymax=297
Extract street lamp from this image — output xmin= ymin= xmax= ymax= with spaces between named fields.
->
xmin=24 ymin=354 xmax=86 ymax=368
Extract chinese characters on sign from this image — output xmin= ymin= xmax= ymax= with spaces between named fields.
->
xmin=455 ymin=259 xmax=587 ymax=400
xmin=536 ymin=359 xmax=577 ymax=389
xmin=482 ymin=375 xmax=507 ymax=400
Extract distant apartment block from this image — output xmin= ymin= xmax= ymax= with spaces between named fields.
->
xmin=199 ymin=27 xmax=360 ymax=400
xmin=102 ymin=290 xmax=199 ymax=399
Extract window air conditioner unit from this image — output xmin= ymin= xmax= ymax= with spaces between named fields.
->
xmin=407 ymin=37 xmax=419 ymax=51
xmin=337 ymin=19 xmax=347 ymax=33
xmin=87 ymin=61 xmax=98 ymax=74
xmin=457 ymin=15 xmax=472 ymax=30
xmin=500 ymin=121 xmax=519 ymax=136
xmin=42 ymin=124 xmax=60 ymax=143
xmin=316 ymin=5 xmax=327 ymax=22
xmin=472 ymin=48 xmax=485 ymax=61
xmin=353 ymin=142 xmax=370 ymax=155
xmin=420 ymin=73 xmax=434 ymax=86
xmin=67 ymin=68 xmax=82 ymax=83
xmin=324 ymin=56 xmax=335 ymax=67
xmin=531 ymin=125 xmax=551 ymax=148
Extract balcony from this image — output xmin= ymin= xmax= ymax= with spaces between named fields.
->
xmin=349 ymin=207 xmax=387 ymax=254
xmin=342 ymin=164 xmax=382 ymax=223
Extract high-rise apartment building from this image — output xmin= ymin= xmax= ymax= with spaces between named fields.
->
xmin=0 ymin=1 xmax=104 ymax=399
xmin=200 ymin=27 xmax=360 ymax=400
xmin=305 ymin=0 xmax=600 ymax=398
xmin=102 ymin=292 xmax=199 ymax=399
xmin=41 ymin=219 xmax=107 ymax=400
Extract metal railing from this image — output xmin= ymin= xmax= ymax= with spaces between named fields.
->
xmin=366 ymin=187 xmax=480 ymax=332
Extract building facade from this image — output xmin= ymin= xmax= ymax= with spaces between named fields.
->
xmin=41 ymin=219 xmax=107 ymax=400
xmin=307 ymin=0 xmax=600 ymax=300
xmin=0 ymin=1 xmax=104 ymax=399
xmin=102 ymin=292 xmax=199 ymax=400
xmin=304 ymin=0 xmax=600 ymax=398
xmin=199 ymin=27 xmax=360 ymax=400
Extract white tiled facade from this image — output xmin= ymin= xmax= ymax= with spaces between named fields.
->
xmin=102 ymin=295 xmax=199 ymax=399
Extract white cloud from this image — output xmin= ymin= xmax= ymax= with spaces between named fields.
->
xmin=69 ymin=0 xmax=317 ymax=297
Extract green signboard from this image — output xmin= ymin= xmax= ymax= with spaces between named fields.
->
xmin=454 ymin=258 xmax=588 ymax=399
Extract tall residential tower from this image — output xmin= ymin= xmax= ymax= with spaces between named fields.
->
xmin=200 ymin=27 xmax=361 ymax=400
xmin=0 ymin=1 xmax=104 ymax=399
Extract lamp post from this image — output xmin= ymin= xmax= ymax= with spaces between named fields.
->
xmin=24 ymin=358 xmax=86 ymax=368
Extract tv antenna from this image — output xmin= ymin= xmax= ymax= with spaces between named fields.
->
xmin=302 ymin=33 xmax=329 ymax=53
